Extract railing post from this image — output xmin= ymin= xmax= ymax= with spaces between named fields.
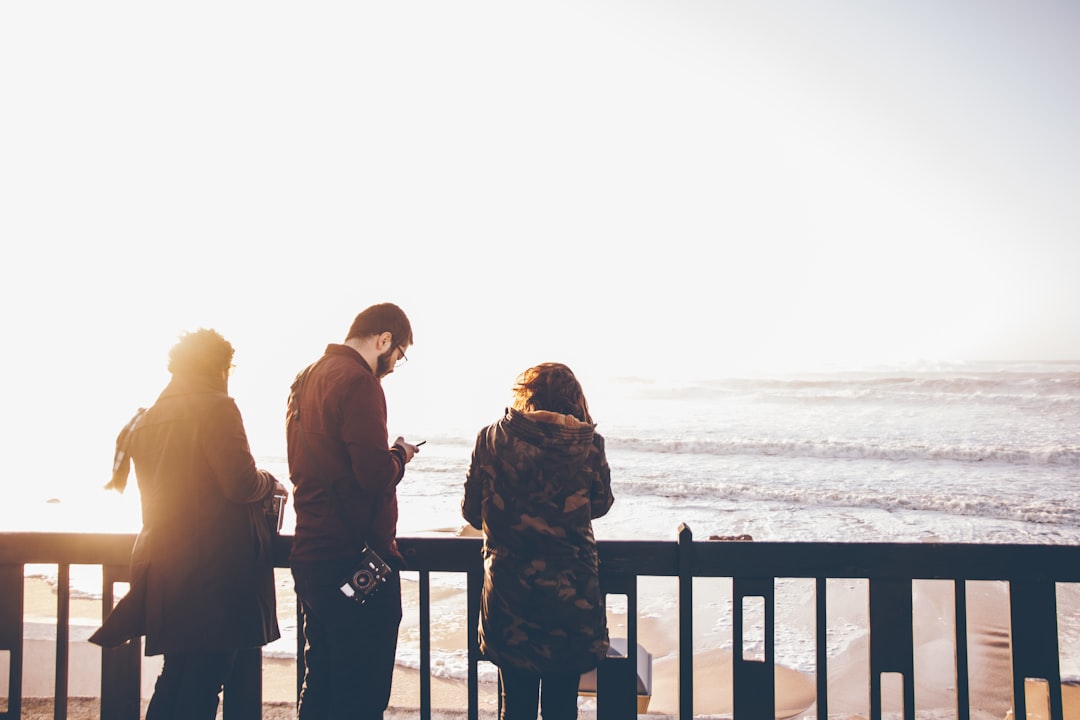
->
xmin=1010 ymin=580 xmax=1063 ymax=720
xmin=467 ymin=565 xmax=483 ymax=720
xmin=0 ymin=564 xmax=24 ymax=720
xmin=597 ymin=652 xmax=638 ymax=720
xmin=869 ymin=578 xmax=914 ymax=720
xmin=55 ymin=563 xmax=71 ymax=720
xmin=954 ymin=579 xmax=971 ymax=720
xmin=678 ymin=524 xmax=694 ymax=720
xmin=598 ymin=573 xmax=638 ymax=720
xmin=733 ymin=576 xmax=775 ymax=720
xmin=99 ymin=564 xmax=141 ymax=720
xmin=816 ymin=577 xmax=828 ymax=720
xmin=419 ymin=570 xmax=432 ymax=720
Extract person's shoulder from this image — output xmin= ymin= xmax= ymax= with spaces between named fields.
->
xmin=322 ymin=345 xmax=372 ymax=374
xmin=489 ymin=410 xmax=517 ymax=435
xmin=471 ymin=420 xmax=503 ymax=451
xmin=206 ymin=392 xmax=242 ymax=419
xmin=312 ymin=349 xmax=368 ymax=383
xmin=213 ymin=392 xmax=240 ymax=407
xmin=324 ymin=359 xmax=384 ymax=410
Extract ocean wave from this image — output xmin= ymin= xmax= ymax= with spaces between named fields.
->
xmin=624 ymin=477 xmax=1080 ymax=528
xmin=610 ymin=436 xmax=1080 ymax=466
xmin=633 ymin=370 xmax=1080 ymax=406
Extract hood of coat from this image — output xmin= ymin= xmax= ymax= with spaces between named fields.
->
xmin=492 ymin=408 xmax=597 ymax=469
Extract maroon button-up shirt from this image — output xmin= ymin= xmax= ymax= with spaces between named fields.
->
xmin=287 ymin=344 xmax=406 ymax=564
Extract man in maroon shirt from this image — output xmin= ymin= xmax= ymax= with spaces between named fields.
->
xmin=287 ymin=303 xmax=421 ymax=720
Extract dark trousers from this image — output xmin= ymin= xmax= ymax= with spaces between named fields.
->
xmin=292 ymin=559 xmax=403 ymax=720
xmin=498 ymin=665 xmax=581 ymax=720
xmin=145 ymin=649 xmax=238 ymax=720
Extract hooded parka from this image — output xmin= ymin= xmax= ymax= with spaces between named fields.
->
xmin=91 ymin=373 xmax=280 ymax=655
xmin=462 ymin=408 xmax=614 ymax=674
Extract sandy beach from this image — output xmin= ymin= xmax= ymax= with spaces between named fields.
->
xmin=15 ymin=576 xmax=492 ymax=718
xmin=11 ymin=573 xmax=1074 ymax=720
xmin=15 ymin=574 xmax=818 ymax=718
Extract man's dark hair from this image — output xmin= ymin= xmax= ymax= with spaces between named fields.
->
xmin=168 ymin=328 xmax=235 ymax=377
xmin=346 ymin=303 xmax=413 ymax=347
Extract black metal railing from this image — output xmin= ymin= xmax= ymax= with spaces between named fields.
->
xmin=2 ymin=527 xmax=1079 ymax=720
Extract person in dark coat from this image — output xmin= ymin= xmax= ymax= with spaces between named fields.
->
xmin=287 ymin=302 xmax=422 ymax=720
xmin=91 ymin=328 xmax=286 ymax=720
xmin=463 ymin=362 xmax=614 ymax=720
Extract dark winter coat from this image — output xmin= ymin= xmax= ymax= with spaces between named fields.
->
xmin=90 ymin=374 xmax=280 ymax=655
xmin=462 ymin=408 xmax=614 ymax=674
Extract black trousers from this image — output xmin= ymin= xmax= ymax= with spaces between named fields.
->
xmin=145 ymin=649 xmax=238 ymax=720
xmin=498 ymin=665 xmax=581 ymax=720
xmin=292 ymin=558 xmax=403 ymax=720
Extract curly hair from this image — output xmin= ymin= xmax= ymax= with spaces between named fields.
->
xmin=511 ymin=362 xmax=593 ymax=423
xmin=167 ymin=328 xmax=235 ymax=377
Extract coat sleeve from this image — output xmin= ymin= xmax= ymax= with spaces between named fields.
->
xmin=203 ymin=398 xmax=275 ymax=505
xmin=589 ymin=434 xmax=614 ymax=519
xmin=339 ymin=373 xmax=404 ymax=496
xmin=462 ymin=429 xmax=489 ymax=530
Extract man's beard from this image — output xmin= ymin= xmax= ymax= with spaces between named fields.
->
xmin=375 ymin=346 xmax=396 ymax=378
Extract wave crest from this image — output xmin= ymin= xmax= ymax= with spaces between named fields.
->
xmin=610 ymin=437 xmax=1080 ymax=466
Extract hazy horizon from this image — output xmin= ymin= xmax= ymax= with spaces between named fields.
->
xmin=2 ymin=1 xmax=1078 ymax=503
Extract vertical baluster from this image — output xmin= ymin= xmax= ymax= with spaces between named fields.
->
xmin=732 ymin=577 xmax=775 ymax=720
xmin=419 ymin=571 xmax=431 ymax=720
xmin=1010 ymin=580 xmax=1062 ymax=720
xmin=678 ymin=524 xmax=694 ymax=720
xmin=816 ymin=577 xmax=828 ymax=720
xmin=467 ymin=566 xmax=482 ymax=720
xmin=99 ymin=565 xmax=141 ymax=716
xmin=869 ymin=578 xmax=914 ymax=720
xmin=0 ymin=563 xmax=25 ymax=720
xmin=54 ymin=563 xmax=70 ymax=720
xmin=597 ymin=575 xmax=638 ymax=720
xmin=99 ymin=565 xmax=140 ymax=720
xmin=954 ymin=579 xmax=970 ymax=720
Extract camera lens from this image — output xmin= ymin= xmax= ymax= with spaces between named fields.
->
xmin=352 ymin=569 xmax=375 ymax=589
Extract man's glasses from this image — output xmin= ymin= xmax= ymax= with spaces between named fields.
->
xmin=396 ymin=345 xmax=408 ymax=366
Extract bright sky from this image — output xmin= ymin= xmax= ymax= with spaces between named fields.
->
xmin=2 ymin=1 xmax=1078 ymax=498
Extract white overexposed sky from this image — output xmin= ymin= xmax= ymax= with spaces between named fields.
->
xmin=2 ymin=1 xmax=1078 ymax=497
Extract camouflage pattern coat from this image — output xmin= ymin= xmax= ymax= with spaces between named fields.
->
xmin=462 ymin=408 xmax=614 ymax=674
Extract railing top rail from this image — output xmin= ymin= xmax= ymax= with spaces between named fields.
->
xmin=3 ymin=531 xmax=1079 ymax=582
xmin=685 ymin=540 xmax=1080 ymax=582
xmin=0 ymin=532 xmax=138 ymax=566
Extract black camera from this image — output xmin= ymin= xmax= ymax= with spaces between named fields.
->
xmin=338 ymin=545 xmax=393 ymax=605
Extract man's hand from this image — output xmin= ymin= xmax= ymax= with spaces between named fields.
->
xmin=393 ymin=437 xmax=422 ymax=463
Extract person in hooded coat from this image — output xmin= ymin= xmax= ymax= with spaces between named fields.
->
xmin=462 ymin=362 xmax=614 ymax=720
xmin=91 ymin=328 xmax=286 ymax=720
